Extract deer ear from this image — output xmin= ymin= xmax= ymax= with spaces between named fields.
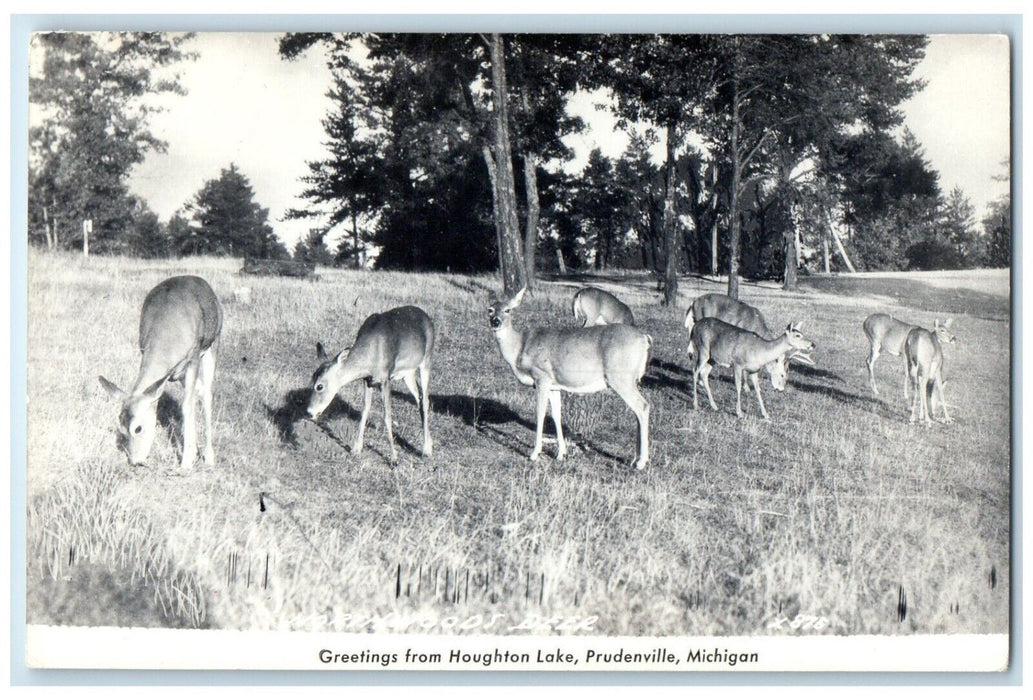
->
xmin=98 ymin=376 xmax=127 ymax=400
xmin=316 ymin=342 xmax=328 ymax=360
xmin=141 ymin=375 xmax=169 ymax=401
xmin=503 ymin=287 xmax=525 ymax=310
xmin=789 ymin=351 xmax=816 ymax=367
xmin=944 ymin=318 xmax=953 ymax=328
xmin=334 ymin=346 xmax=351 ymax=364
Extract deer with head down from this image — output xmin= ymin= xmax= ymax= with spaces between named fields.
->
xmin=685 ymin=293 xmax=814 ymax=391
xmin=863 ymin=313 xmax=956 ymax=401
xmin=689 ymin=318 xmax=815 ymax=421
xmin=307 ymin=305 xmax=435 ymax=462
xmin=905 ymin=318 xmax=956 ymax=425
xmin=99 ymin=275 xmax=223 ymax=470
xmin=489 ymin=288 xmax=651 ymax=469
xmin=571 ymin=287 xmax=635 ymax=327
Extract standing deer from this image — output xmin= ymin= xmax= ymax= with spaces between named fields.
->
xmin=689 ymin=318 xmax=815 ymax=420
xmin=864 ymin=313 xmax=955 ymax=400
xmin=99 ymin=276 xmax=223 ymax=469
xmin=906 ymin=319 xmax=956 ymax=425
xmin=307 ymin=305 xmax=434 ymax=462
xmin=571 ymin=287 xmax=636 ymax=327
xmin=489 ymin=288 xmax=651 ymax=469
xmin=684 ymin=293 xmax=814 ymax=389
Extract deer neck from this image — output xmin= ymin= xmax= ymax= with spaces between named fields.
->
xmin=753 ymin=335 xmax=794 ymax=368
xmin=493 ymin=324 xmax=534 ymax=385
xmin=131 ymin=347 xmax=181 ymax=395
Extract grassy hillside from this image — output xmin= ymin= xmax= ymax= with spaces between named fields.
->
xmin=25 ymin=251 xmax=1010 ymax=636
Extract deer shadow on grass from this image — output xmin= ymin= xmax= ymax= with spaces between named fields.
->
xmin=263 ymin=387 xmax=361 ymax=448
xmin=790 ymin=380 xmax=906 ymax=420
xmin=380 ymin=390 xmax=632 ymax=465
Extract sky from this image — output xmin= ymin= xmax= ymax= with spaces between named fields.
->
xmin=126 ymin=32 xmax=1012 ymax=250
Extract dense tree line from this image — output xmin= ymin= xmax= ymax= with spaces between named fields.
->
xmin=29 ymin=32 xmax=1008 ymax=280
xmin=29 ymin=33 xmax=289 ymax=260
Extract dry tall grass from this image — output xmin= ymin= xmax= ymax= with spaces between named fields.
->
xmin=25 ymin=251 xmax=1010 ymax=635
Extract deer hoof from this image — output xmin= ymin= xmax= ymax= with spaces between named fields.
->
xmin=529 ymin=451 xmax=541 ymax=462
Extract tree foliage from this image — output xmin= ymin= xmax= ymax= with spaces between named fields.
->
xmin=179 ymin=164 xmax=289 ymax=259
xmin=29 ymin=32 xmax=195 ymax=253
xmin=278 ymin=33 xmax=584 ymax=285
xmin=982 ymin=197 xmax=1011 ymax=268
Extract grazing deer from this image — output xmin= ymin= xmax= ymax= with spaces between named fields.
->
xmin=489 ymin=288 xmax=651 ymax=469
xmin=684 ymin=293 xmax=814 ymax=388
xmin=864 ymin=313 xmax=955 ymax=400
xmin=905 ymin=319 xmax=956 ymax=425
xmin=99 ymin=276 xmax=223 ymax=469
xmin=689 ymin=318 xmax=815 ymax=420
xmin=307 ymin=305 xmax=434 ymax=462
xmin=571 ymin=287 xmax=636 ymax=327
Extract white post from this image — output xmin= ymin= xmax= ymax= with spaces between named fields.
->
xmin=82 ymin=219 xmax=93 ymax=257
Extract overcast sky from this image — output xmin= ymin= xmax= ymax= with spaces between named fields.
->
xmin=126 ymin=33 xmax=1011 ymax=249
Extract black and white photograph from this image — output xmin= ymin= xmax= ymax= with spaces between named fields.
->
xmin=20 ymin=24 xmax=1012 ymax=673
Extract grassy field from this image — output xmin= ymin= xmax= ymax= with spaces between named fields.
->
xmin=25 ymin=251 xmax=1011 ymax=636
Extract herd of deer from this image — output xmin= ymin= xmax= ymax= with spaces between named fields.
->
xmin=98 ymin=275 xmax=957 ymax=472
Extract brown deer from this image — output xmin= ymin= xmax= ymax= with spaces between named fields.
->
xmin=905 ymin=319 xmax=956 ymax=425
xmin=99 ymin=276 xmax=223 ymax=469
xmin=685 ymin=293 xmax=814 ymax=390
xmin=571 ymin=287 xmax=636 ymax=327
xmin=689 ymin=318 xmax=815 ymax=420
xmin=864 ymin=313 xmax=955 ymax=400
xmin=308 ymin=306 xmax=435 ymax=462
xmin=489 ymin=288 xmax=651 ymax=469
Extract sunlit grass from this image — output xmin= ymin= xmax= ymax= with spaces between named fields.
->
xmin=26 ymin=250 xmax=1010 ymax=635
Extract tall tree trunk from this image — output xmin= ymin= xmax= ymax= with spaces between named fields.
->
xmin=710 ymin=219 xmax=718 ymax=276
xmin=709 ymin=166 xmax=719 ymax=276
xmin=661 ymin=122 xmax=679 ymax=306
xmin=482 ymin=145 xmax=506 ymax=276
xmin=779 ymin=165 xmax=798 ymax=290
xmin=351 ymin=210 xmax=361 ymax=269
xmin=783 ymin=227 xmax=798 ymax=290
xmin=487 ymin=33 xmax=526 ymax=297
xmin=727 ymin=89 xmax=742 ymax=300
xmin=522 ymin=154 xmax=540 ymax=290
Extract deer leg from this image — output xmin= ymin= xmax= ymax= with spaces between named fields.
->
xmin=197 ymin=348 xmax=216 ymax=466
xmin=180 ymin=361 xmax=199 ymax=470
xmin=908 ymin=368 xmax=920 ymax=424
xmin=352 ymin=381 xmax=373 ymax=454
xmin=548 ymin=390 xmax=566 ymax=461
xmin=902 ymin=356 xmax=910 ymax=402
xmin=401 ymin=371 xmax=428 ymax=457
xmin=381 ymin=380 xmax=397 ymax=462
xmin=915 ymin=374 xmax=929 ymax=425
xmin=867 ymin=344 xmax=880 ymax=395
xmin=701 ymin=363 xmax=718 ymax=411
xmin=611 ymin=377 xmax=650 ymax=470
xmin=935 ymin=371 xmax=952 ymax=424
xmin=530 ymin=383 xmax=551 ymax=462
xmin=692 ymin=357 xmax=700 ymax=410
xmin=734 ymin=366 xmax=745 ymax=417
xmin=750 ymin=372 xmax=770 ymax=421
xmin=418 ymin=363 xmax=433 ymax=456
